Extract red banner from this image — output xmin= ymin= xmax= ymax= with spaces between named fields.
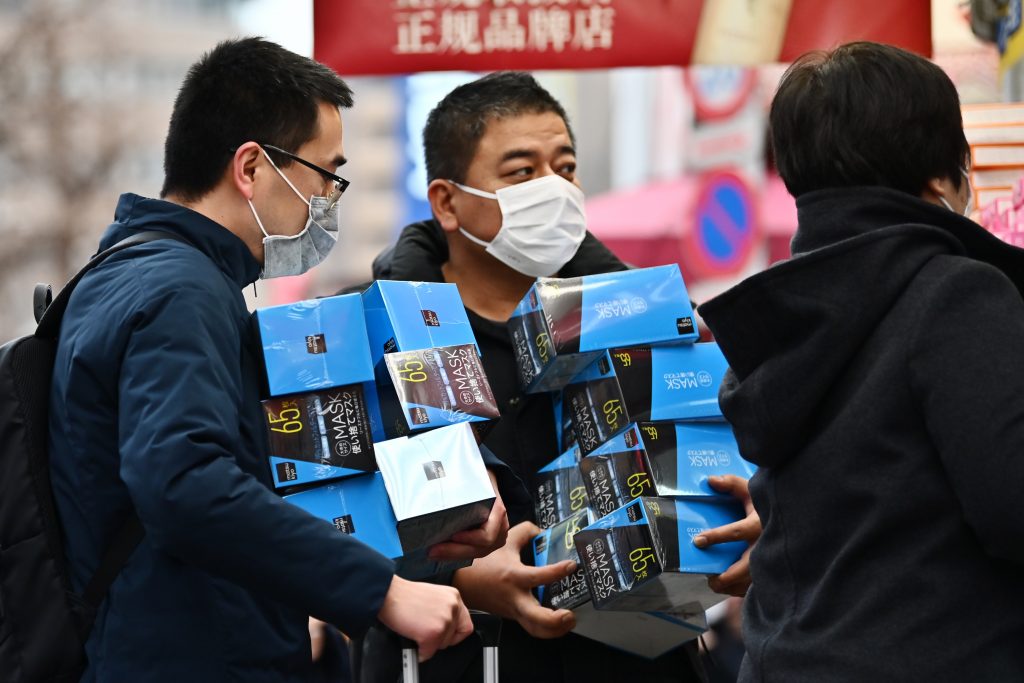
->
xmin=314 ymin=1 xmax=931 ymax=76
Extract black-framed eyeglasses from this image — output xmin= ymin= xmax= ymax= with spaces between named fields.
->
xmin=257 ymin=143 xmax=350 ymax=209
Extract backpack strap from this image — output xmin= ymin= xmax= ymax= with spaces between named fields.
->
xmin=37 ymin=229 xmax=192 ymax=637
xmin=78 ymin=514 xmax=146 ymax=625
xmin=35 ymin=230 xmax=192 ymax=339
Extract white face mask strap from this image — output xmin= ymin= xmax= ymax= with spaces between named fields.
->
xmin=263 ymin=147 xmax=312 ymax=207
xmin=458 ymin=227 xmax=492 ymax=248
xmin=247 ymin=198 xmax=271 ymax=239
xmin=450 ymin=180 xmax=498 ymax=200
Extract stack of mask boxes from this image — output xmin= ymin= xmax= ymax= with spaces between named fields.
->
xmin=361 ymin=281 xmax=499 ymax=440
xmin=509 ymin=264 xmax=755 ymax=657
xmin=255 ymin=286 xmax=499 ymax=579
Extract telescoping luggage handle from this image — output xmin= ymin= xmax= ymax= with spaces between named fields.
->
xmin=400 ymin=610 xmax=502 ymax=683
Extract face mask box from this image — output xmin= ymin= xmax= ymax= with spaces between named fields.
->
xmin=361 ymin=280 xmax=479 ymax=365
xmin=375 ymin=422 xmax=495 ymax=553
xmin=508 ymin=265 xmax=699 ymax=394
xmin=283 ymin=472 xmax=467 ymax=580
xmin=553 ymin=391 xmax=577 ymax=453
xmin=374 ymin=343 xmax=500 ymax=439
xmin=534 ymin=445 xmax=588 ymax=529
xmin=531 ymin=508 xmax=708 ymax=659
xmin=255 ymin=294 xmax=376 ymax=398
xmin=580 ymin=422 xmax=754 ymax=518
xmin=264 ymin=385 xmax=382 ymax=489
xmin=574 ymin=496 xmax=746 ymax=614
xmin=533 ymin=507 xmax=595 ymax=610
xmin=565 ymin=342 xmax=728 ymax=455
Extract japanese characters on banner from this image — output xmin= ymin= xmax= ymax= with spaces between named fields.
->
xmin=314 ymin=0 xmax=932 ymax=75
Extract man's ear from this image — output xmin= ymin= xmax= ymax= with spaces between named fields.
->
xmin=428 ymin=179 xmax=460 ymax=233
xmin=922 ymin=176 xmax=950 ymax=204
xmin=231 ymin=142 xmax=262 ymax=201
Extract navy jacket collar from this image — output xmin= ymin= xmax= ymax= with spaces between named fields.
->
xmin=100 ymin=193 xmax=262 ymax=288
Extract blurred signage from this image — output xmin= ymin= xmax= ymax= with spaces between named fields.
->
xmin=684 ymin=172 xmax=756 ymax=278
xmin=999 ymin=0 xmax=1024 ymax=73
xmin=687 ymin=67 xmax=757 ymax=122
xmin=314 ymin=1 xmax=932 ymax=75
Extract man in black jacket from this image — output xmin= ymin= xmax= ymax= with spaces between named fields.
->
xmin=356 ymin=71 xmax=759 ymax=683
xmin=699 ymin=42 xmax=1024 ymax=681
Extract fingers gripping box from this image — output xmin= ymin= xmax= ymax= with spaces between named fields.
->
xmin=534 ymin=445 xmax=588 ymax=529
xmin=374 ymin=422 xmax=495 ymax=553
xmin=565 ymin=342 xmax=729 ymax=454
xmin=579 ymin=422 xmax=755 ymax=517
xmin=255 ymin=294 xmax=376 ymax=397
xmin=533 ymin=508 xmax=595 ymax=610
xmin=284 ymin=473 xmax=466 ymax=580
xmin=264 ymin=387 xmax=379 ymax=489
xmin=574 ymin=497 xmax=746 ymax=614
xmin=531 ymin=508 xmax=708 ymax=659
xmin=508 ymin=265 xmax=699 ymax=394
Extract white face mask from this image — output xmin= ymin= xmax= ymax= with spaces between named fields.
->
xmin=451 ymin=174 xmax=587 ymax=277
xmin=247 ymin=149 xmax=340 ymax=279
xmin=938 ymin=168 xmax=973 ymax=218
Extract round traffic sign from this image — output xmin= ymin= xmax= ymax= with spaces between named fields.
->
xmin=684 ymin=172 xmax=757 ymax=277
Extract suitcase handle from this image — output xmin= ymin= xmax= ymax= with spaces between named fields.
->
xmin=400 ymin=610 xmax=502 ymax=683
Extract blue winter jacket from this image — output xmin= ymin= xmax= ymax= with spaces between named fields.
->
xmin=49 ymin=194 xmax=395 ymax=682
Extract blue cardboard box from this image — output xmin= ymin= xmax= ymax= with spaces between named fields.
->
xmin=284 ymin=473 xmax=468 ymax=580
xmin=579 ymin=422 xmax=755 ymax=517
xmin=361 ymin=281 xmax=478 ymax=364
xmin=263 ymin=388 xmax=381 ymax=489
xmin=531 ymin=507 xmax=708 ymax=658
xmin=553 ymin=391 xmax=577 ymax=452
xmin=361 ymin=281 xmax=497 ymax=437
xmin=376 ymin=344 xmax=499 ymax=439
xmin=508 ymin=265 xmax=699 ymax=393
xmin=534 ymin=445 xmax=588 ymax=529
xmin=574 ymin=496 xmax=746 ymax=613
xmin=255 ymin=294 xmax=375 ymax=398
xmin=565 ymin=342 xmax=728 ymax=454
xmin=533 ymin=507 xmax=595 ymax=610
xmin=374 ymin=423 xmax=495 ymax=553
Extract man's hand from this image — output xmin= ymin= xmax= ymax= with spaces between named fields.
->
xmin=453 ymin=521 xmax=577 ymax=639
xmin=429 ymin=470 xmax=510 ymax=561
xmin=693 ymin=475 xmax=761 ymax=597
xmin=377 ymin=575 xmax=474 ymax=662
xmin=308 ymin=617 xmax=328 ymax=661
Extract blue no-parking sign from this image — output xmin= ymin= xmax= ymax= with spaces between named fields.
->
xmin=685 ymin=172 xmax=757 ymax=277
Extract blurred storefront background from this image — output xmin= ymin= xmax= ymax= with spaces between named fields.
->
xmin=0 ymin=0 xmax=1008 ymax=335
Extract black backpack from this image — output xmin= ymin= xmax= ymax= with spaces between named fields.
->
xmin=0 ymin=231 xmax=186 ymax=682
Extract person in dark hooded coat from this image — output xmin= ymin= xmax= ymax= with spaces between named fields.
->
xmin=699 ymin=42 xmax=1024 ymax=682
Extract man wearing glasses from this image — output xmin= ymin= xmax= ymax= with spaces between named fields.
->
xmin=48 ymin=38 xmax=474 ymax=682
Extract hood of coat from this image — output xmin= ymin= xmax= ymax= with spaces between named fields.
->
xmin=697 ymin=186 xmax=1024 ymax=468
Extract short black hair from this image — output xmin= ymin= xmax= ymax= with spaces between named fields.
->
xmin=423 ymin=71 xmax=575 ymax=183
xmin=770 ymin=41 xmax=969 ymax=198
xmin=161 ymin=37 xmax=353 ymax=201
